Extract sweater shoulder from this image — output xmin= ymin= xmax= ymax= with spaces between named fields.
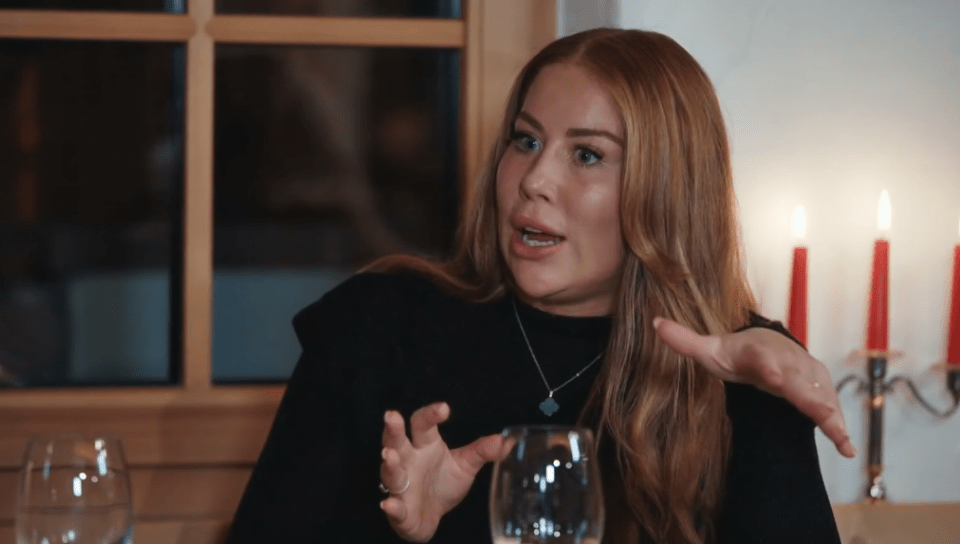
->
xmin=291 ymin=270 xmax=450 ymax=350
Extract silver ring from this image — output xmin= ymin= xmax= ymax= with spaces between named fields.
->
xmin=379 ymin=476 xmax=410 ymax=495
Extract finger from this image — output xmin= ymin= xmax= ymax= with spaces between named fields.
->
xmin=380 ymin=496 xmax=408 ymax=524
xmin=653 ymin=317 xmax=729 ymax=379
xmin=409 ymin=402 xmax=450 ymax=448
xmin=820 ymin=409 xmax=857 ymax=458
xmin=782 ymin=374 xmax=857 ymax=459
xmin=381 ymin=410 xmax=411 ymax=452
xmin=452 ymin=433 xmax=505 ymax=476
xmin=379 ymin=446 xmax=409 ymax=494
xmin=808 ymin=383 xmax=857 ymax=459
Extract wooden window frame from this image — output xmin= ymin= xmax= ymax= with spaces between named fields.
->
xmin=0 ymin=2 xmax=556 ymax=542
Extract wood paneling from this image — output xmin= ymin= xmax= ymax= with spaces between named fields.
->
xmin=0 ymin=519 xmax=230 ymax=544
xmin=0 ymin=10 xmax=195 ymax=41
xmin=0 ymin=466 xmax=250 ymax=522
xmin=0 ymin=387 xmax=281 ymax=468
xmin=183 ymin=0 xmax=216 ymax=391
xmin=206 ymin=16 xmax=463 ymax=47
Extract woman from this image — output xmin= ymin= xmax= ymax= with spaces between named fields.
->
xmin=225 ymin=29 xmax=850 ymax=544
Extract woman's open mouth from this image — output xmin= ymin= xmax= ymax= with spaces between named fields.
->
xmin=520 ymin=227 xmax=565 ymax=247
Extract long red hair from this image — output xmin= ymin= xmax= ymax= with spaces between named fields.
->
xmin=370 ymin=28 xmax=757 ymax=543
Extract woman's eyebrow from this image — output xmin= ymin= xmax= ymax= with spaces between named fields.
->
xmin=516 ymin=111 xmax=623 ymax=146
xmin=566 ymin=128 xmax=623 ymax=146
xmin=516 ymin=111 xmax=544 ymax=131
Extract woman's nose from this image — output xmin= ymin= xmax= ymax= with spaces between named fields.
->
xmin=518 ymin=152 xmax=557 ymax=201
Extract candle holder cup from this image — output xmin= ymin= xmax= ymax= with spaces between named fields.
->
xmin=836 ymin=351 xmax=960 ymax=503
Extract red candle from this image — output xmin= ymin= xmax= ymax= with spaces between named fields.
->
xmin=788 ymin=247 xmax=808 ymax=346
xmin=867 ymin=191 xmax=891 ymax=352
xmin=948 ymin=240 xmax=960 ymax=365
xmin=867 ymin=239 xmax=889 ymax=351
xmin=787 ymin=206 xmax=808 ymax=346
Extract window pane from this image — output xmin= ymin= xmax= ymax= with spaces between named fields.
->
xmin=216 ymin=0 xmax=459 ymax=18
xmin=213 ymin=45 xmax=460 ymax=382
xmin=0 ymin=0 xmax=182 ymax=12
xmin=0 ymin=39 xmax=184 ymax=387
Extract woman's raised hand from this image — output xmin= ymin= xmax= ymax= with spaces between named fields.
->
xmin=379 ymin=402 xmax=505 ymax=542
xmin=652 ymin=317 xmax=857 ymax=459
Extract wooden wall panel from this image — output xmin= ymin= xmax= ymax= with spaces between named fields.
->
xmin=0 ymin=389 xmax=281 ymax=468
xmin=0 ymin=519 xmax=230 ymax=544
xmin=0 ymin=467 xmax=250 ymax=524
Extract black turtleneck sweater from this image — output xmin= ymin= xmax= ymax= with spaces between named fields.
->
xmin=224 ymin=272 xmax=841 ymax=544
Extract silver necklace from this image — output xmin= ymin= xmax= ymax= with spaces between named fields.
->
xmin=511 ymin=297 xmax=603 ymax=416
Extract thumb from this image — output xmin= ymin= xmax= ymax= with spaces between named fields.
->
xmin=653 ymin=317 xmax=730 ymax=379
xmin=452 ymin=433 xmax=505 ymax=477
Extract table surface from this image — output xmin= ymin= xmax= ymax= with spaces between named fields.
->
xmin=833 ymin=502 xmax=960 ymax=544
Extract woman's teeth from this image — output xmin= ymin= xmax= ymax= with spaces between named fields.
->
xmin=521 ymin=229 xmax=563 ymax=246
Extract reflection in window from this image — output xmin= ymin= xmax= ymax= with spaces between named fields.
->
xmin=216 ymin=0 xmax=460 ymax=18
xmin=212 ymin=45 xmax=460 ymax=382
xmin=0 ymin=40 xmax=184 ymax=387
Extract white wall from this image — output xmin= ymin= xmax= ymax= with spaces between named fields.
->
xmin=562 ymin=0 xmax=960 ymax=503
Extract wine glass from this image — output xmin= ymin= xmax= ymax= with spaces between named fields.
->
xmin=16 ymin=435 xmax=134 ymax=544
xmin=489 ymin=425 xmax=604 ymax=544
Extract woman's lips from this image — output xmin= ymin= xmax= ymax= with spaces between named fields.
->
xmin=510 ymin=230 xmax=564 ymax=259
xmin=511 ymin=215 xmax=563 ymax=238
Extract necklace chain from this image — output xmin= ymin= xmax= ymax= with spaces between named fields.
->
xmin=511 ymin=297 xmax=603 ymax=399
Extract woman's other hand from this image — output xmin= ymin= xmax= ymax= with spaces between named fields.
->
xmin=379 ymin=402 xmax=504 ymax=542
xmin=652 ymin=317 xmax=857 ymax=459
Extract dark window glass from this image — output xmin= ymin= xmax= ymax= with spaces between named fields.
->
xmin=216 ymin=0 xmax=459 ymax=18
xmin=0 ymin=0 xmax=182 ymax=12
xmin=0 ymin=40 xmax=184 ymax=387
xmin=213 ymin=45 xmax=460 ymax=382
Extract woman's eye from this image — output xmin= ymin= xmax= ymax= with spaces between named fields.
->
xmin=575 ymin=147 xmax=602 ymax=165
xmin=510 ymin=132 xmax=541 ymax=152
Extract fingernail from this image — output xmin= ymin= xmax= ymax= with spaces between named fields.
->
xmin=382 ymin=447 xmax=387 ymax=460
xmin=653 ymin=317 xmax=664 ymax=329
xmin=380 ymin=500 xmax=386 ymax=510
xmin=384 ymin=410 xmax=391 ymax=422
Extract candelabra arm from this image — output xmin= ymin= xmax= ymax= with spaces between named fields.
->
xmin=835 ymin=374 xmax=868 ymax=394
xmin=887 ymin=376 xmax=960 ymax=419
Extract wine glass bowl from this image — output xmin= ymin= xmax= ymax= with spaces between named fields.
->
xmin=16 ymin=435 xmax=134 ymax=544
xmin=489 ymin=425 xmax=604 ymax=544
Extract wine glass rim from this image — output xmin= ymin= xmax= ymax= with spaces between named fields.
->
xmin=24 ymin=433 xmax=124 ymax=445
xmin=501 ymin=424 xmax=594 ymax=435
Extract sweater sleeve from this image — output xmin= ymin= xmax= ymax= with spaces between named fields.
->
xmin=223 ymin=274 xmax=409 ymax=544
xmin=716 ymin=313 xmax=841 ymax=544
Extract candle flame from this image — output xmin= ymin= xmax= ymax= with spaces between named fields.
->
xmin=792 ymin=206 xmax=806 ymax=239
xmin=877 ymin=190 xmax=891 ymax=232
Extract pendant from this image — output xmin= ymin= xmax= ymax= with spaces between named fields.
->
xmin=539 ymin=397 xmax=559 ymax=416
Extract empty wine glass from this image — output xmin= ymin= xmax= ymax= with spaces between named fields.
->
xmin=16 ymin=435 xmax=134 ymax=544
xmin=489 ymin=425 xmax=604 ymax=544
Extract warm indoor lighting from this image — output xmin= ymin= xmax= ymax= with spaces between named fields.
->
xmin=877 ymin=190 xmax=891 ymax=232
xmin=792 ymin=206 xmax=807 ymax=240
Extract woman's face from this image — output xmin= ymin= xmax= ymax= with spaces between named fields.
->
xmin=496 ymin=63 xmax=626 ymax=317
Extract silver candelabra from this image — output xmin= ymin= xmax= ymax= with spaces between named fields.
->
xmin=836 ymin=353 xmax=960 ymax=502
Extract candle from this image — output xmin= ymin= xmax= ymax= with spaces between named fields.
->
xmin=948 ymin=217 xmax=960 ymax=365
xmin=867 ymin=191 xmax=891 ymax=352
xmin=788 ymin=206 xmax=808 ymax=346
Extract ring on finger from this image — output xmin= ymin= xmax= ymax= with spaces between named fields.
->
xmin=379 ymin=476 xmax=410 ymax=495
